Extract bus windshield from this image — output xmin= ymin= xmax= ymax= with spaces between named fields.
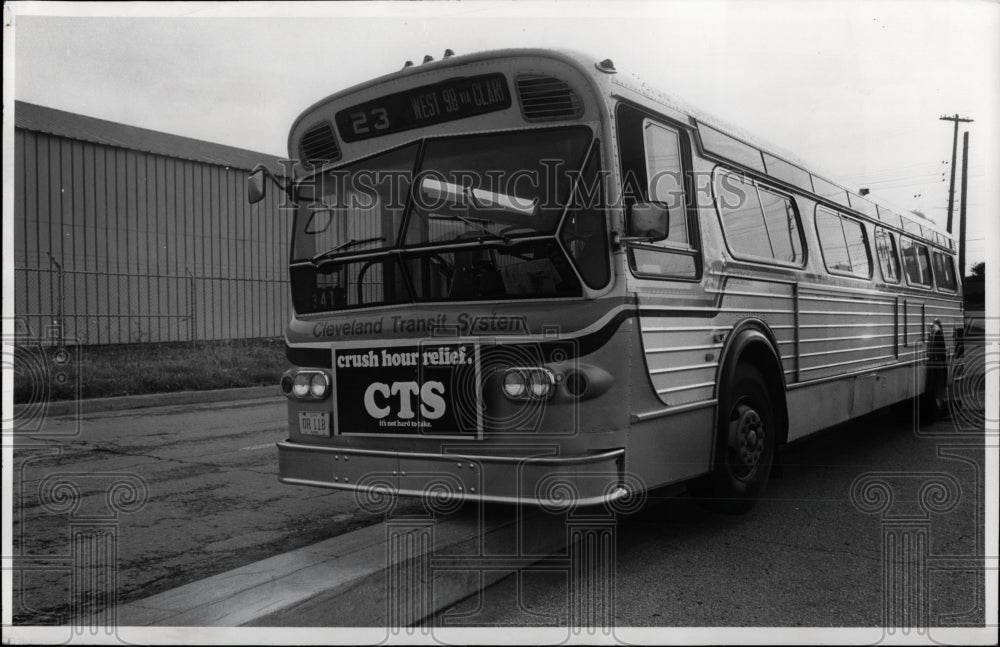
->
xmin=291 ymin=127 xmax=591 ymax=262
xmin=289 ymin=127 xmax=597 ymax=314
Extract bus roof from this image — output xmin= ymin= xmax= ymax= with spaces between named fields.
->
xmin=292 ymin=47 xmax=953 ymax=251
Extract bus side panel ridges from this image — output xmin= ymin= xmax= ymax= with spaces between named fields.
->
xmin=638 ymin=279 xmax=797 ymax=406
xmin=795 ymin=288 xmax=903 ymax=381
xmin=638 ymin=280 xmax=954 ymax=398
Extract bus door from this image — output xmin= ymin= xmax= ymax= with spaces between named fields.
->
xmin=616 ymin=104 xmax=709 ymax=409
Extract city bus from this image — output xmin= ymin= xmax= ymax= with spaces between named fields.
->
xmin=248 ymin=48 xmax=963 ymax=511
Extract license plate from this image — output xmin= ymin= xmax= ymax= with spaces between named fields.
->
xmin=298 ymin=412 xmax=330 ymax=437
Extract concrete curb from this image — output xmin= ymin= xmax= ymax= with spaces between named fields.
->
xmin=17 ymin=385 xmax=281 ymax=418
xmin=115 ymin=507 xmax=573 ymax=627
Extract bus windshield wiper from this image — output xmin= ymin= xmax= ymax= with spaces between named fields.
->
xmin=310 ymin=236 xmax=385 ymax=264
xmin=454 ymin=190 xmax=510 ymax=244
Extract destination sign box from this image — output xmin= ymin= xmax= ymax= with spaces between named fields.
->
xmin=335 ymin=74 xmax=510 ymax=143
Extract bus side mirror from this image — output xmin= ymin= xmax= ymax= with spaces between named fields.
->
xmin=247 ymin=168 xmax=266 ymax=204
xmin=624 ymin=202 xmax=670 ymax=242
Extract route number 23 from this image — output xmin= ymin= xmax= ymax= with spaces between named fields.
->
xmin=350 ymin=108 xmax=390 ymax=135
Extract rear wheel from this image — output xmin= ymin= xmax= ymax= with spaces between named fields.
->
xmin=694 ymin=364 xmax=776 ymax=514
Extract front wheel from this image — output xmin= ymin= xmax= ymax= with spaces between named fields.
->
xmin=693 ymin=364 xmax=776 ymax=514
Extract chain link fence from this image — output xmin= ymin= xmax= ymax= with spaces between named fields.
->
xmin=14 ymin=263 xmax=289 ymax=346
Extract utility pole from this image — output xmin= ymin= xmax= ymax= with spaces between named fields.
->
xmin=959 ymin=131 xmax=970 ymax=276
xmin=940 ymin=114 xmax=973 ymax=233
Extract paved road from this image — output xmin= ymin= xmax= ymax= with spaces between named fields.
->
xmin=429 ymin=410 xmax=986 ymax=629
xmin=12 ymin=398 xmax=986 ymax=630
xmin=10 ymin=396 xmax=423 ymax=624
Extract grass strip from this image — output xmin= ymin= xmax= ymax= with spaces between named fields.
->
xmin=14 ymin=338 xmax=291 ymax=403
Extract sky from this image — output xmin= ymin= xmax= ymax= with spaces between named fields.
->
xmin=5 ymin=0 xmax=1000 ymax=272
xmin=2 ymin=2 xmax=998 ymax=640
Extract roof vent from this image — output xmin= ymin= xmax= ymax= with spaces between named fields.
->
xmin=596 ymin=58 xmax=616 ymax=73
xmin=516 ymin=75 xmax=583 ymax=122
xmin=299 ymin=121 xmax=341 ymax=168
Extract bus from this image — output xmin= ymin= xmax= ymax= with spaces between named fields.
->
xmin=248 ymin=48 xmax=963 ymax=512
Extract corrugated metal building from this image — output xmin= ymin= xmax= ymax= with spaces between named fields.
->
xmin=13 ymin=101 xmax=292 ymax=345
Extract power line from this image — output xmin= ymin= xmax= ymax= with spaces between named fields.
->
xmin=839 ymin=160 xmax=946 ymax=179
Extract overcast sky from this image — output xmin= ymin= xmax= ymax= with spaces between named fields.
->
xmin=7 ymin=1 xmax=999 ymax=271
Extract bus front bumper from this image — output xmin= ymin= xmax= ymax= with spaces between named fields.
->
xmin=276 ymin=441 xmax=628 ymax=507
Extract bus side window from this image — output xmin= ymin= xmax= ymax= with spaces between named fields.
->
xmin=757 ymin=187 xmax=803 ymax=264
xmin=875 ymin=228 xmax=901 ymax=283
xmin=616 ymin=104 xmax=699 ymax=280
xmin=815 ymin=208 xmax=852 ymax=272
xmin=713 ymin=172 xmax=803 ymax=266
xmin=715 ymin=173 xmax=772 ymax=260
xmin=932 ymin=251 xmax=957 ymax=291
xmin=841 ymin=217 xmax=871 ymax=277
xmin=643 ymin=121 xmax=688 ymax=246
xmin=900 ymin=236 xmax=933 ymax=287
xmin=815 ymin=207 xmax=871 ymax=278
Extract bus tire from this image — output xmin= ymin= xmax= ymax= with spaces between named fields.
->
xmin=695 ymin=364 xmax=776 ymax=514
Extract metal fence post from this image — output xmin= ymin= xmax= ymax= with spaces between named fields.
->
xmin=186 ymin=267 xmax=197 ymax=347
xmin=46 ymin=252 xmax=65 ymax=346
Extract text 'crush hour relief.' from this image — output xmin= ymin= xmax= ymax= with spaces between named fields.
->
xmin=333 ymin=344 xmax=481 ymax=437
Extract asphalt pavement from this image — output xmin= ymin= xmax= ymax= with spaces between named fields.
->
xmin=10 ymin=394 xmax=423 ymax=625
xmin=429 ymin=410 xmax=986 ymax=630
xmin=11 ymin=393 xmax=988 ymax=633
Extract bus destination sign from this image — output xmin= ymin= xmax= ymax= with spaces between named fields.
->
xmin=335 ymin=73 xmax=510 ymax=143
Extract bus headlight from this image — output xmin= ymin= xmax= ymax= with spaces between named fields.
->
xmin=502 ymin=370 xmax=527 ymax=398
xmin=502 ymin=368 xmax=554 ymax=400
xmin=292 ymin=374 xmax=311 ymax=398
xmin=283 ymin=369 xmax=333 ymax=400
xmin=309 ymin=373 xmax=331 ymax=399
xmin=528 ymin=371 xmax=552 ymax=398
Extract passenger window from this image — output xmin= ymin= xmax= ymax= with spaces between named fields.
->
xmin=643 ymin=121 xmax=688 ymax=246
xmin=715 ymin=173 xmax=771 ymax=259
xmin=874 ymin=228 xmax=900 ymax=283
xmin=630 ymin=247 xmax=697 ymax=277
xmin=812 ymin=176 xmax=850 ymax=207
xmin=715 ymin=171 xmax=803 ymax=265
xmin=900 ymin=237 xmax=933 ymax=287
xmin=842 ymin=217 xmax=871 ymax=277
xmin=816 ymin=208 xmax=852 ymax=272
xmin=617 ymin=104 xmax=699 ymax=280
xmin=816 ymin=207 xmax=870 ymax=277
xmin=698 ymin=123 xmax=766 ymax=172
xmin=758 ymin=187 xmax=803 ymax=263
xmin=932 ymin=251 xmax=957 ymax=291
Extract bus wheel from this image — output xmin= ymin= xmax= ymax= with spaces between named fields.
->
xmin=697 ymin=364 xmax=776 ymax=514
